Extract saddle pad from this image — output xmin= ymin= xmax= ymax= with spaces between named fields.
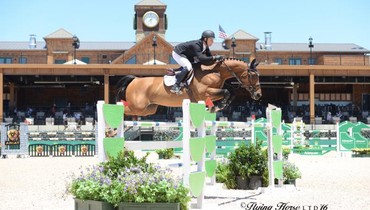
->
xmin=163 ymin=73 xmax=194 ymax=87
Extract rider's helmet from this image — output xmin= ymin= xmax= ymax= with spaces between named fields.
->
xmin=201 ymin=30 xmax=215 ymax=40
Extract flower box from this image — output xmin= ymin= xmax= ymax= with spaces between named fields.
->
xmin=118 ymin=202 xmax=180 ymax=210
xmin=74 ymin=199 xmax=115 ymax=210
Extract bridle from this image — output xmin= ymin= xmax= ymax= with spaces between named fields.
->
xmin=221 ymin=60 xmax=260 ymax=96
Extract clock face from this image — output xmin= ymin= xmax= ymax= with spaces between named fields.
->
xmin=143 ymin=11 xmax=159 ymax=28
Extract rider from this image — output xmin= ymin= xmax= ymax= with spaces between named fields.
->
xmin=170 ymin=30 xmax=224 ymax=94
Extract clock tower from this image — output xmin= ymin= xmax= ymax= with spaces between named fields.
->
xmin=134 ymin=0 xmax=167 ymax=42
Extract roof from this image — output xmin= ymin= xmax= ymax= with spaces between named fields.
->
xmin=135 ymin=0 xmax=165 ymax=6
xmin=228 ymin=29 xmax=259 ymax=40
xmin=0 ymin=41 xmax=135 ymax=51
xmin=44 ymin=28 xmax=74 ymax=39
xmin=78 ymin=42 xmax=136 ymax=50
xmin=256 ymin=43 xmax=369 ymax=53
xmin=64 ymin=59 xmax=87 ymax=65
xmin=0 ymin=41 xmax=368 ymax=53
xmin=0 ymin=41 xmax=46 ymax=50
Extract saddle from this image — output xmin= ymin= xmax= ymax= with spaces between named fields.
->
xmin=163 ymin=61 xmax=220 ymax=87
xmin=164 ymin=68 xmax=194 ymax=87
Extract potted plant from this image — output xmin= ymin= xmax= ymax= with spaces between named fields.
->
xmin=226 ymin=140 xmax=267 ymax=190
xmin=155 ymin=148 xmax=174 ymax=159
xmin=283 ymin=161 xmax=301 ymax=186
xmin=68 ymin=150 xmax=191 ymax=210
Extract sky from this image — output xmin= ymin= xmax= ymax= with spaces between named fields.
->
xmin=1 ymin=0 xmax=370 ymax=50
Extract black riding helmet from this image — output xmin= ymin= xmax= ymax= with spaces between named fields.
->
xmin=201 ymin=30 xmax=215 ymax=40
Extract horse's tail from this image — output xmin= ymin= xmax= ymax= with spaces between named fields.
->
xmin=115 ymin=75 xmax=136 ymax=102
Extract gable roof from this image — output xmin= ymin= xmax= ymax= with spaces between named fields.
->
xmin=228 ymin=29 xmax=259 ymax=40
xmin=44 ymin=28 xmax=74 ymax=39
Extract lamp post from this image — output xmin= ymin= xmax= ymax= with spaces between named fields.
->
xmin=308 ymin=37 xmax=314 ymax=65
xmin=72 ymin=35 xmax=80 ymax=64
xmin=152 ymin=35 xmax=157 ymax=65
xmin=231 ymin=36 xmax=236 ymax=57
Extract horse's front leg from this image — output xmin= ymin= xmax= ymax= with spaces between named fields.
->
xmin=205 ymin=88 xmax=232 ymax=112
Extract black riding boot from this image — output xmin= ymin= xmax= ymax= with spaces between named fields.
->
xmin=170 ymin=67 xmax=188 ymax=94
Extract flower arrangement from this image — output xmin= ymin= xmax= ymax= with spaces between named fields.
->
xmin=68 ymin=150 xmax=191 ymax=210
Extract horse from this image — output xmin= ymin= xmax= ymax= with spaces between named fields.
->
xmin=116 ymin=58 xmax=262 ymax=116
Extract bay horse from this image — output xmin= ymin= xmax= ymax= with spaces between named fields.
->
xmin=116 ymin=58 xmax=261 ymax=116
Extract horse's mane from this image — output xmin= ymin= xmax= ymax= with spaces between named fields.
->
xmin=224 ymin=57 xmax=249 ymax=65
xmin=197 ymin=58 xmax=249 ymax=72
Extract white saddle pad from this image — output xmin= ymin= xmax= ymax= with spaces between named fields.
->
xmin=164 ymin=75 xmax=177 ymax=86
xmin=164 ymin=74 xmax=194 ymax=87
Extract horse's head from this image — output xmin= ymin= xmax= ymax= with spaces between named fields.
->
xmin=220 ymin=58 xmax=262 ymax=101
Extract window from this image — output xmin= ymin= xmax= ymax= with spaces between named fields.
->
xmin=81 ymin=57 xmax=90 ymax=64
xmin=308 ymin=57 xmax=315 ymax=65
xmin=240 ymin=57 xmax=250 ymax=63
xmin=54 ymin=59 xmax=66 ymax=64
xmin=0 ymin=57 xmax=12 ymax=64
xmin=19 ymin=57 xmax=27 ymax=64
xmin=168 ymin=55 xmax=176 ymax=64
xmin=274 ymin=58 xmax=283 ymax=64
xmin=289 ymin=58 xmax=302 ymax=65
xmin=125 ymin=55 xmax=136 ymax=64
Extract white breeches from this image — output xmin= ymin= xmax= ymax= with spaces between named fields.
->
xmin=172 ymin=51 xmax=193 ymax=71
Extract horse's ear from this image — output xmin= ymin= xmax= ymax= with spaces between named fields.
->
xmin=250 ymin=59 xmax=259 ymax=69
xmin=250 ymin=59 xmax=256 ymax=68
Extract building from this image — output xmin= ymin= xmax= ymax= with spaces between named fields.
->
xmin=0 ymin=0 xmax=369 ymax=124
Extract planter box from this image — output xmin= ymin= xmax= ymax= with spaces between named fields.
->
xmin=74 ymin=199 xmax=115 ymax=210
xmin=248 ymin=176 xmax=262 ymax=190
xmin=283 ymin=179 xmax=296 ymax=186
xmin=352 ymin=154 xmax=370 ymax=158
xmin=236 ymin=176 xmax=248 ymax=190
xmin=118 ymin=202 xmax=180 ymax=210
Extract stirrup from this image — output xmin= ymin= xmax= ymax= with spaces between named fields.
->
xmin=170 ymin=85 xmax=183 ymax=95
